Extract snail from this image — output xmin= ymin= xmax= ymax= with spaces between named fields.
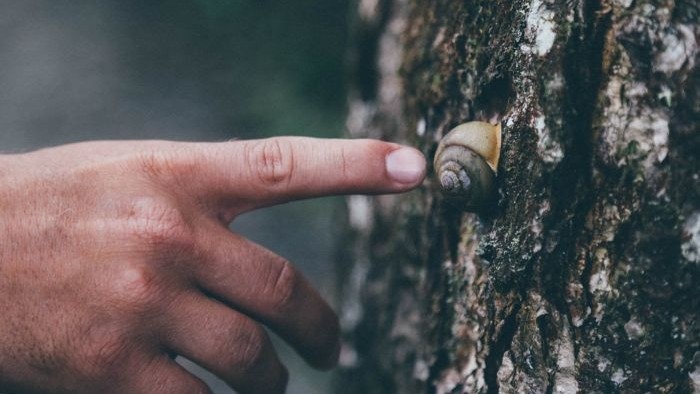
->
xmin=433 ymin=121 xmax=502 ymax=211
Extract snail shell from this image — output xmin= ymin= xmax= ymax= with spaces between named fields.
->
xmin=433 ymin=121 xmax=502 ymax=210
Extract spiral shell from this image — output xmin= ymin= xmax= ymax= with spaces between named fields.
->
xmin=433 ymin=121 xmax=501 ymax=210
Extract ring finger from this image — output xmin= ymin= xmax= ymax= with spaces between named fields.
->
xmin=159 ymin=291 xmax=288 ymax=394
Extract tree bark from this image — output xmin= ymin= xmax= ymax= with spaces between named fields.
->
xmin=336 ymin=0 xmax=699 ymax=393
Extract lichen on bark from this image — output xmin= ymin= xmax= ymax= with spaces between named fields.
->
xmin=337 ymin=0 xmax=699 ymax=393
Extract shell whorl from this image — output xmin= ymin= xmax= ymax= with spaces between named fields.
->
xmin=433 ymin=121 xmax=502 ymax=210
xmin=438 ymin=158 xmax=471 ymax=192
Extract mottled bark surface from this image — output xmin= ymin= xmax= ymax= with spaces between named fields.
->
xmin=336 ymin=0 xmax=699 ymax=393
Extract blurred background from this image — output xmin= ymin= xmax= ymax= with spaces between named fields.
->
xmin=0 ymin=1 xmax=351 ymax=393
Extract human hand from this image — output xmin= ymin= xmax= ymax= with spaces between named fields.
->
xmin=0 ymin=137 xmax=426 ymax=394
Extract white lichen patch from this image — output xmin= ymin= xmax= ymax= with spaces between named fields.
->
xmin=416 ymin=118 xmax=427 ymax=137
xmin=601 ymin=204 xmax=626 ymax=241
xmin=346 ymin=101 xmax=377 ymax=138
xmin=413 ymin=358 xmax=430 ymax=381
xmin=531 ymin=201 xmax=550 ymax=254
xmin=524 ymin=0 xmax=557 ymax=57
xmin=377 ymin=2 xmax=407 ymax=114
xmin=624 ymin=317 xmax=645 ymax=340
xmin=599 ymin=8 xmax=696 ymax=182
xmin=433 ymin=227 xmax=490 ymax=394
xmin=600 ymin=70 xmax=671 ymax=173
xmin=625 ymin=111 xmax=670 ymax=164
xmin=432 ymin=27 xmax=446 ymax=50
xmin=497 ymin=352 xmax=516 ymax=389
xmin=682 ymin=212 xmax=700 ymax=263
xmin=347 ymin=195 xmax=373 ymax=231
xmin=358 ymin=0 xmax=380 ymax=22
xmin=435 ymin=368 xmax=461 ymax=394
xmin=546 ymin=73 xmax=565 ymax=93
xmin=553 ymin=321 xmax=579 ymax=394
xmin=340 ymin=261 xmax=369 ymax=330
xmin=533 ymin=114 xmax=564 ymax=165
xmin=570 ymin=305 xmax=590 ymax=328
xmin=389 ymin=293 xmax=422 ymax=342
xmin=434 ymin=356 xmax=485 ymax=394
xmin=658 ymin=85 xmax=673 ymax=107
xmin=589 ymin=248 xmax=612 ymax=311
xmin=338 ymin=342 xmax=359 ymax=368
xmin=532 ymin=239 xmax=543 ymax=253
xmin=437 ymin=322 xmax=486 ymax=392
xmin=613 ymin=0 xmax=634 ymax=8
xmin=597 ymin=356 xmax=611 ymax=372
xmin=611 ymin=368 xmax=628 ymax=385
xmin=652 ymin=119 xmax=670 ymax=163
xmin=690 ymin=364 xmax=700 ymax=394
xmin=654 ymin=24 xmax=697 ymax=75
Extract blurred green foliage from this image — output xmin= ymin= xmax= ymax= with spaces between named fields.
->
xmin=125 ymin=0 xmax=350 ymax=139
xmin=194 ymin=0 xmax=245 ymax=19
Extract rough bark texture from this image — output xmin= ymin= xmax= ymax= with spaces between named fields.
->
xmin=336 ymin=0 xmax=699 ymax=393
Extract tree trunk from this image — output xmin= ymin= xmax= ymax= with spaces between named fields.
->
xmin=336 ymin=0 xmax=699 ymax=393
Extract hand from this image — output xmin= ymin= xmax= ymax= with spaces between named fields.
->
xmin=0 ymin=137 xmax=426 ymax=394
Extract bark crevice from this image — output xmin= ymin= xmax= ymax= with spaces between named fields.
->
xmin=484 ymin=305 xmax=520 ymax=394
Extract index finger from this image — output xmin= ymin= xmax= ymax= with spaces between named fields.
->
xmin=188 ymin=137 xmax=426 ymax=214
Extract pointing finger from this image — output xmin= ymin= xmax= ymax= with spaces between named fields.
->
xmin=180 ymin=137 xmax=426 ymax=215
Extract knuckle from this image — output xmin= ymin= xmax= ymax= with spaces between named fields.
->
xmin=135 ymin=145 xmax=198 ymax=184
xmin=123 ymin=197 xmax=195 ymax=251
xmin=340 ymin=144 xmax=351 ymax=181
xmin=342 ymin=141 xmax=377 ymax=187
xmin=79 ymin=330 xmax=129 ymax=376
xmin=89 ymin=338 xmax=126 ymax=372
xmin=232 ymin=322 xmax=267 ymax=374
xmin=265 ymin=259 xmax=300 ymax=314
xmin=247 ymin=139 xmax=295 ymax=187
xmin=108 ymin=265 xmax=162 ymax=310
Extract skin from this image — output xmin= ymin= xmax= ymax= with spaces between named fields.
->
xmin=0 ymin=137 xmax=426 ymax=394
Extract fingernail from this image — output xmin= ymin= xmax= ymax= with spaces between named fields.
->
xmin=385 ymin=147 xmax=426 ymax=185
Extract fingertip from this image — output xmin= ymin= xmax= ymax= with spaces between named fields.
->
xmin=385 ymin=146 xmax=427 ymax=187
xmin=296 ymin=307 xmax=341 ymax=371
xmin=200 ymin=137 xmax=427 ymax=211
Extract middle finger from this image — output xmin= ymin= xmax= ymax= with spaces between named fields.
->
xmin=191 ymin=221 xmax=340 ymax=370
